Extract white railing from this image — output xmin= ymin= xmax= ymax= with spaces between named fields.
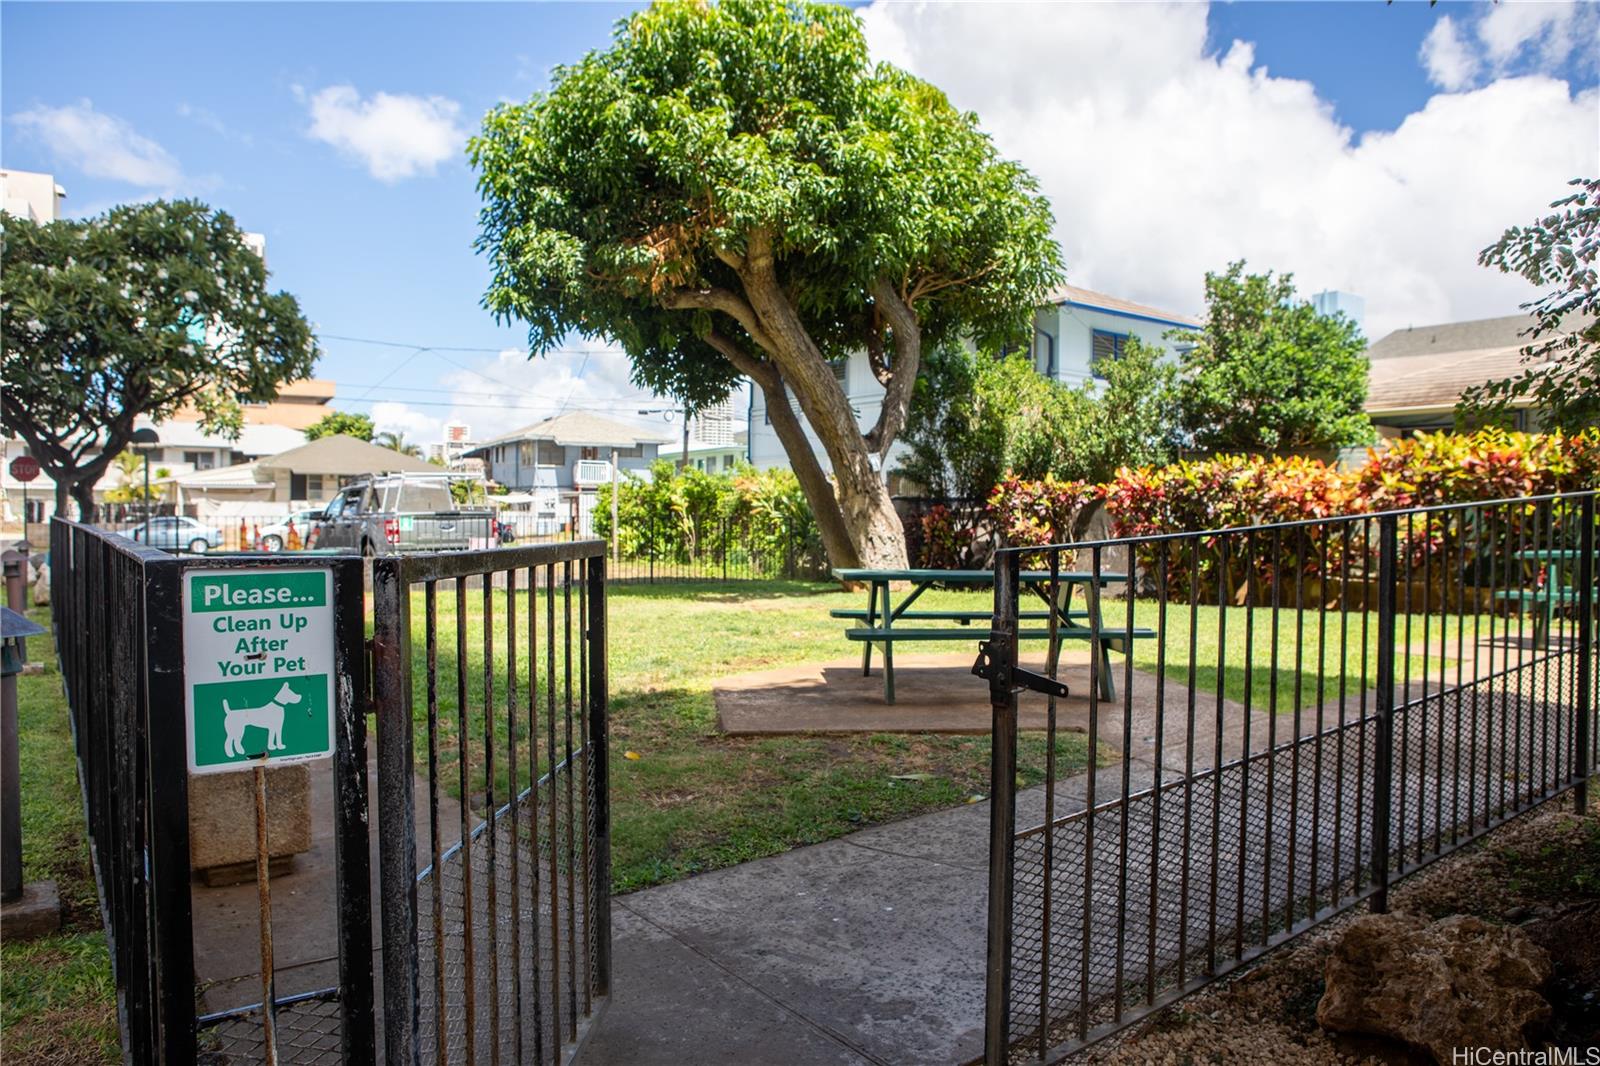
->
xmin=573 ymin=459 xmax=612 ymax=486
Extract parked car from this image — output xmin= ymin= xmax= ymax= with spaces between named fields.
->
xmin=313 ymin=474 xmax=495 ymax=556
xmin=256 ymin=508 xmax=328 ymax=552
xmin=121 ymin=515 xmax=222 ymax=553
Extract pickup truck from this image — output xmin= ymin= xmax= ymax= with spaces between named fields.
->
xmin=313 ymin=474 xmax=495 ymax=556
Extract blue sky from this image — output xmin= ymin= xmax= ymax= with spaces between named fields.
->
xmin=4 ymin=1 xmax=1596 ymax=445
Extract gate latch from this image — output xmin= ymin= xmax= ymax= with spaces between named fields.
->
xmin=972 ymin=641 xmax=1070 ymax=700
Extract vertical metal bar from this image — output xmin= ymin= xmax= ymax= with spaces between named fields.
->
xmin=1575 ymin=494 xmax=1594 ymax=812
xmin=587 ymin=554 xmax=612 ymax=999
xmin=1083 ymin=547 xmax=1103 ymax=1031
xmin=1264 ymin=528 xmax=1280 ymax=930
xmin=546 ymin=562 xmax=561 ymax=1066
xmin=982 ymin=550 xmax=1020 ymax=1066
xmin=1115 ymin=545 xmax=1134 ymax=1012
xmin=1467 ymin=508 xmax=1483 ymax=834
xmin=563 ymin=563 xmax=578 ymax=1042
xmin=1451 ymin=511 xmax=1467 ymax=846
xmin=1371 ymin=514 xmax=1398 ymax=914
xmin=526 ymin=565 xmax=545 ymax=1061
xmin=1398 ymin=512 xmax=1413 ymax=871
xmin=455 ymin=578 xmax=477 ymax=1066
xmin=1418 ymin=510 xmax=1433 ymax=864
xmin=255 ymin=760 xmax=280 ymax=1066
xmin=1332 ymin=522 xmax=1350 ymax=902
xmin=578 ymin=559 xmax=593 ymax=1015
xmin=1178 ymin=538 xmax=1199 ymax=986
xmin=1513 ymin=504 xmax=1529 ymax=811
xmin=1538 ymin=500 xmax=1555 ymax=797
xmin=1236 ymin=530 xmax=1253 ymax=959
xmin=142 ymin=556 xmax=196 ymax=1066
xmin=1208 ymin=536 xmax=1226 ymax=972
xmin=1145 ymin=544 xmax=1168 ymax=1008
xmin=506 ymin=567 xmax=523 ymax=1065
xmin=481 ymin=574 xmax=501 ymax=1066
xmin=1038 ymin=554 xmax=1059 ymax=1059
xmin=1311 ymin=524 xmax=1329 ymax=916
xmin=374 ymin=556 xmax=420 ymax=1066
xmin=331 ymin=558 xmax=375 ymax=1066
xmin=425 ymin=581 xmax=447 ymax=1066
xmin=1287 ymin=529 xmax=1303 ymax=933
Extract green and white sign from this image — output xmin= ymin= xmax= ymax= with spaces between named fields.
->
xmin=183 ymin=568 xmax=335 ymax=774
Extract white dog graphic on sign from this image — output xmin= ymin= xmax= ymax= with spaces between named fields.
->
xmin=222 ymin=681 xmax=303 ymax=757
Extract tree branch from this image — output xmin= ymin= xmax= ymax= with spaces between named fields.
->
xmin=661 ymin=286 xmax=776 ymax=353
xmin=863 ymin=278 xmax=922 ymax=456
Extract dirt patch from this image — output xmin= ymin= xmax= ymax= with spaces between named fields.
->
xmin=1061 ymin=792 xmax=1600 ymax=1064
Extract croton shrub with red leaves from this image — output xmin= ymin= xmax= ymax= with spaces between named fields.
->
xmin=918 ymin=504 xmax=982 ymax=569
xmin=986 ymin=430 xmax=1600 ymax=602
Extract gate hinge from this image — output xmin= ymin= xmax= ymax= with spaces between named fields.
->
xmin=972 ymin=641 xmax=1069 ymax=700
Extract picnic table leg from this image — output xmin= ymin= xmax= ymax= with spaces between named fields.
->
xmin=862 ymin=582 xmax=878 ymax=676
xmin=1099 ymin=640 xmax=1116 ymax=702
xmin=882 ymin=584 xmax=896 ymax=704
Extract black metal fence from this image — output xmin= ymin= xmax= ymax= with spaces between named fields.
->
xmin=519 ymin=515 xmax=827 ymax=583
xmin=372 ymin=539 xmax=612 ymax=1065
xmin=980 ymin=491 xmax=1598 ymax=1064
xmin=48 ymin=517 xmax=373 ymax=1065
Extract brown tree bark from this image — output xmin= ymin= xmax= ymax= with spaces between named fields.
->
xmin=735 ymin=233 xmax=908 ymax=569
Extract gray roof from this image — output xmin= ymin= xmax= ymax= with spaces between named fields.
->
xmin=258 ymin=434 xmax=440 ymax=476
xmin=1364 ymin=313 xmax=1548 ymax=415
xmin=466 ymin=412 xmax=670 ymax=454
xmin=1365 ymin=314 xmax=1533 ymax=361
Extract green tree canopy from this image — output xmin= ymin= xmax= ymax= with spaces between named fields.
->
xmin=1174 ymin=262 xmax=1372 ymax=455
xmin=374 ymin=429 xmax=423 ymax=457
xmin=1 ymin=199 xmax=317 ymax=518
xmin=1459 ymin=177 xmax=1599 ymax=431
xmin=471 ymin=0 xmax=1061 ymax=567
xmin=305 ymin=411 xmax=375 ymax=441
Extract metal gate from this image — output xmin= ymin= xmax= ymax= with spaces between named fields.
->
xmin=981 ymin=492 xmax=1597 ymax=1064
xmin=372 ymin=540 xmax=611 ymax=1065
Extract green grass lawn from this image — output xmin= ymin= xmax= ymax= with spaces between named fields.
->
xmin=0 ymin=603 xmax=120 ymax=1064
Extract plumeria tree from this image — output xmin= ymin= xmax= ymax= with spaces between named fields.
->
xmin=1 ymin=199 xmax=317 ymax=519
xmin=471 ymin=0 xmax=1061 ymax=567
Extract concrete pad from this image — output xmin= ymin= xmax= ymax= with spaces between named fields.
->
xmin=583 ymin=907 xmax=874 ymax=1066
xmin=0 ymin=880 xmax=61 ymax=940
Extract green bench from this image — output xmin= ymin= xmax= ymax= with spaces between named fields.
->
xmin=828 ymin=608 xmax=1091 ymax=624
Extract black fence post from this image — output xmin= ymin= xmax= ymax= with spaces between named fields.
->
xmin=586 ymin=555 xmax=612 ymax=995
xmin=1575 ymin=493 xmax=1593 ymax=812
xmin=1371 ymin=512 xmax=1399 ymax=913
xmin=372 ymin=557 xmax=419 ymax=1066
xmin=984 ymin=550 xmax=1021 ymax=1066
xmin=143 ymin=555 xmax=197 ymax=1066
xmin=331 ymin=556 xmax=376 ymax=1064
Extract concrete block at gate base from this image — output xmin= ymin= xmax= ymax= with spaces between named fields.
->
xmin=0 ymin=880 xmax=62 ymax=940
xmin=188 ymin=763 xmax=313 ymax=886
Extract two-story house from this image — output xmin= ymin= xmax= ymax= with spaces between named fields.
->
xmin=745 ymin=284 xmax=1202 ymax=480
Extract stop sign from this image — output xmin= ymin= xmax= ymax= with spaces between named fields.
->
xmin=8 ymin=455 xmax=40 ymax=483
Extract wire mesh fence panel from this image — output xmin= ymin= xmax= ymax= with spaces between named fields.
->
xmin=373 ymin=540 xmax=610 ymax=1066
xmin=982 ymin=492 xmax=1598 ymax=1064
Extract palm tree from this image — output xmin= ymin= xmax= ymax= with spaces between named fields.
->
xmin=374 ymin=431 xmax=424 ymax=458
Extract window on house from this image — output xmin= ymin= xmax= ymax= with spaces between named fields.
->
xmin=519 ymin=441 xmax=534 ymax=465
xmin=1091 ymin=330 xmax=1128 ymax=377
xmin=183 ymin=450 xmax=216 ymax=470
xmin=614 ymin=444 xmax=642 ymax=460
xmin=831 ymin=359 xmax=848 ymax=392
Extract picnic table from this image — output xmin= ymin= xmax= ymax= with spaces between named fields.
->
xmin=831 ymin=567 xmax=1150 ymax=704
xmin=1498 ymin=547 xmax=1598 ymax=646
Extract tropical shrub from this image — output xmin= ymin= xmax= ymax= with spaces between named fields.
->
xmin=917 ymin=504 xmax=981 ymax=569
xmin=593 ymin=462 xmax=823 ymax=574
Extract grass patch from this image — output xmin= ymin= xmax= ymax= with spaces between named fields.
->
xmin=0 ymin=603 xmax=119 ymax=1064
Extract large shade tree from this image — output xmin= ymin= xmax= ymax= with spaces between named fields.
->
xmin=2 ymin=200 xmax=317 ymax=519
xmin=471 ymin=0 xmax=1061 ymax=567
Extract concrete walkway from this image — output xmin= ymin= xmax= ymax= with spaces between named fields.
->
xmin=585 ymin=766 xmax=1151 ymax=1066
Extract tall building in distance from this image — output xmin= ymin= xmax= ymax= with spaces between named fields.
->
xmin=0 ymin=168 xmax=66 ymax=222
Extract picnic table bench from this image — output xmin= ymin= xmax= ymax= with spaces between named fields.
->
xmin=832 ymin=567 xmax=1154 ymax=704
xmin=1497 ymin=547 xmax=1598 ymax=646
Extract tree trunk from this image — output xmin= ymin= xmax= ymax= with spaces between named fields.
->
xmin=758 ymin=378 xmax=860 ymax=570
xmin=738 ymin=246 xmax=908 ymax=569
xmin=70 ymin=480 xmax=97 ymax=523
xmin=53 ymin=479 xmax=71 ymax=524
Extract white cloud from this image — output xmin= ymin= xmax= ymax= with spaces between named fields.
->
xmin=299 ymin=84 xmax=467 ymax=182
xmin=1477 ymin=1 xmax=1586 ymax=70
xmin=1421 ymin=16 xmax=1481 ymax=91
xmin=859 ymin=1 xmax=1599 ymax=340
xmin=10 ymin=99 xmax=185 ymax=189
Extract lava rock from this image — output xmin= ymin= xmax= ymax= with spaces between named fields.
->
xmin=1316 ymin=912 xmax=1551 ymax=1064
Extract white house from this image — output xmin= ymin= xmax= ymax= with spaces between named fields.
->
xmin=745 ymin=284 xmax=1202 ymax=480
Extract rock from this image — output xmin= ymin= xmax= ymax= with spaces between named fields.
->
xmin=188 ymin=762 xmax=313 ymax=884
xmin=1317 ymin=912 xmax=1551 ymax=1063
